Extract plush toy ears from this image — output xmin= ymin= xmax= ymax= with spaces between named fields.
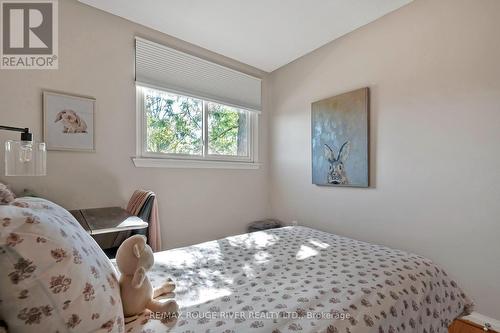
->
xmin=133 ymin=244 xmax=141 ymax=259
xmin=132 ymin=235 xmax=147 ymax=258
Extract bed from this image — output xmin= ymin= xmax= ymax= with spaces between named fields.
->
xmin=123 ymin=226 xmax=473 ymax=333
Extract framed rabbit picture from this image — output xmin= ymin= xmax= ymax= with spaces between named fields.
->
xmin=43 ymin=91 xmax=96 ymax=152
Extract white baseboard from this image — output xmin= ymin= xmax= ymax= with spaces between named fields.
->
xmin=463 ymin=312 xmax=500 ymax=332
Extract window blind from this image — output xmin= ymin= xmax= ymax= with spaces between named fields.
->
xmin=135 ymin=37 xmax=262 ymax=112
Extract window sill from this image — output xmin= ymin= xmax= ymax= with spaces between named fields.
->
xmin=132 ymin=157 xmax=262 ymax=170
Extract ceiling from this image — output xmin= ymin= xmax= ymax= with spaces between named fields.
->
xmin=79 ymin=0 xmax=413 ymax=72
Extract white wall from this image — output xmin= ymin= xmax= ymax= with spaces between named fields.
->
xmin=0 ymin=0 xmax=270 ymax=249
xmin=269 ymin=0 xmax=500 ymax=318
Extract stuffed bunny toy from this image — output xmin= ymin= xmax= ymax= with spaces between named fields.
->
xmin=115 ymin=235 xmax=178 ymax=321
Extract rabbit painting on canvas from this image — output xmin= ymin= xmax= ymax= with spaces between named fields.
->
xmin=324 ymin=141 xmax=350 ymax=185
xmin=311 ymin=88 xmax=369 ymax=187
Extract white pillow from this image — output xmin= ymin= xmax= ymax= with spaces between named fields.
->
xmin=0 ymin=197 xmax=124 ymax=332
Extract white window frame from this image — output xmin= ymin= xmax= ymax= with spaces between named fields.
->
xmin=133 ymin=86 xmax=260 ymax=169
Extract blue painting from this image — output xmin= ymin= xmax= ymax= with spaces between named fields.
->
xmin=311 ymin=88 xmax=369 ymax=187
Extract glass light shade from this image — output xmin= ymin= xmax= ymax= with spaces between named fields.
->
xmin=5 ymin=140 xmax=46 ymax=176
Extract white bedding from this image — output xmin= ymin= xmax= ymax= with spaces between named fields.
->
xmin=124 ymin=226 xmax=472 ymax=333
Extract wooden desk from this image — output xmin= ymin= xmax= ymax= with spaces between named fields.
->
xmin=70 ymin=207 xmax=148 ymax=258
xmin=70 ymin=207 xmax=148 ymax=235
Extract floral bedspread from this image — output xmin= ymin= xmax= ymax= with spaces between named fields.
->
xmin=123 ymin=226 xmax=472 ymax=333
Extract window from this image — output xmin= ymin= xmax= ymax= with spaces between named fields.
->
xmin=134 ymin=38 xmax=262 ymax=169
xmin=144 ymin=89 xmax=203 ymax=156
xmin=137 ymin=86 xmax=257 ymax=165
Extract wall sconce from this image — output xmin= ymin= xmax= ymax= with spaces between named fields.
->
xmin=1 ymin=125 xmax=46 ymax=176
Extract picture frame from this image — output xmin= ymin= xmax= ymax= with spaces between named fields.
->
xmin=311 ymin=87 xmax=369 ymax=187
xmin=43 ymin=91 xmax=96 ymax=152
